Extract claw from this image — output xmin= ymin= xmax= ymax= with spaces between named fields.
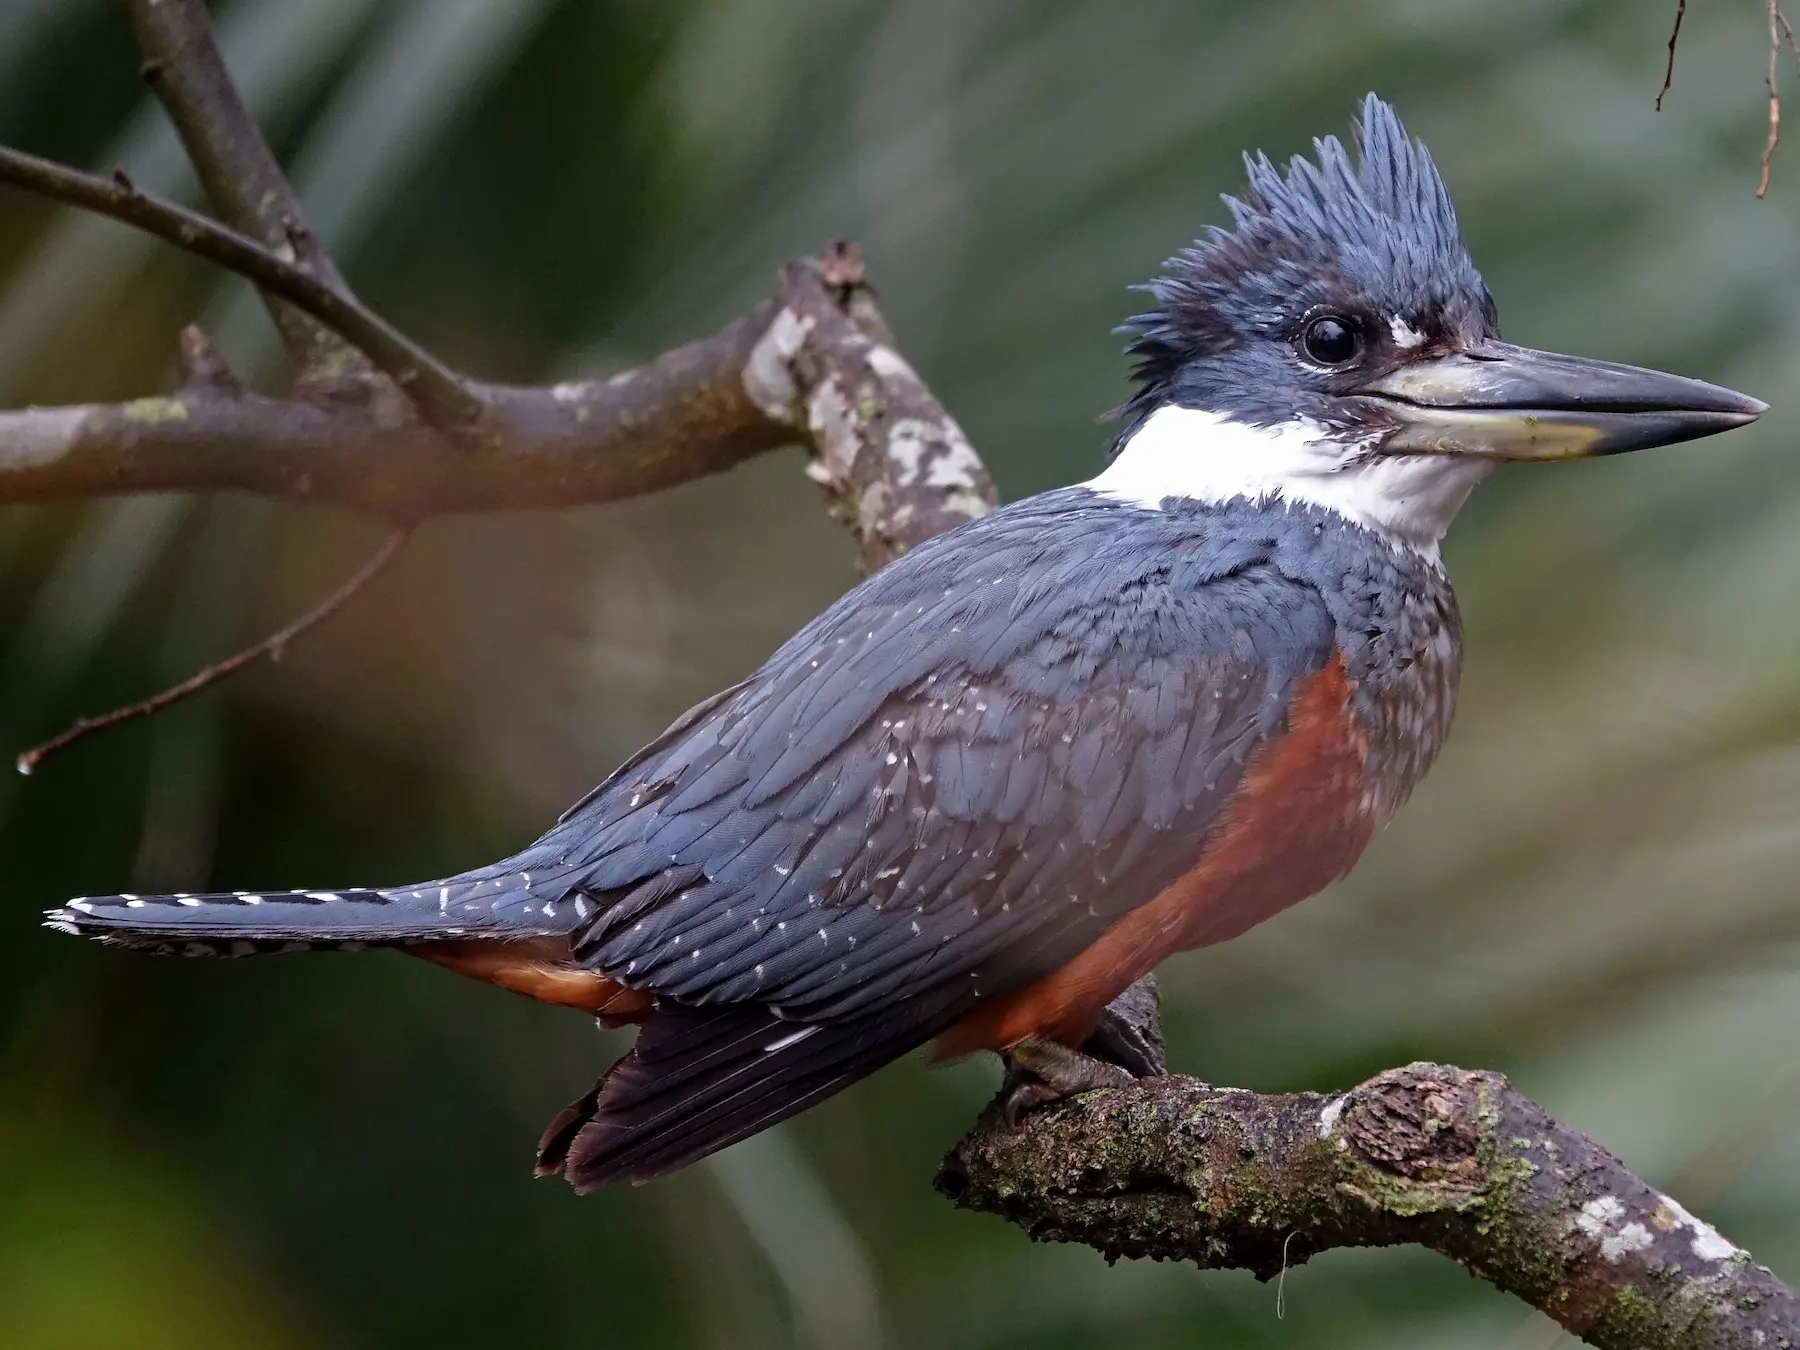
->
xmin=997 ymin=1035 xmax=1139 ymax=1129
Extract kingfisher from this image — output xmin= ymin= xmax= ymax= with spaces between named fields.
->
xmin=47 ymin=96 xmax=1764 ymax=1190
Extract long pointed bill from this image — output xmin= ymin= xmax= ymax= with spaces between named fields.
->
xmin=1361 ymin=340 xmax=1766 ymax=460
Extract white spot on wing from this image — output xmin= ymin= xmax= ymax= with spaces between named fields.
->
xmin=763 ymin=1025 xmax=819 ymax=1053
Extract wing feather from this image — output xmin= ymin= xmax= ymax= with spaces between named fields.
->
xmin=527 ymin=491 xmax=1340 ymax=1181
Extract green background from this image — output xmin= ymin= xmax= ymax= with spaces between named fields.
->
xmin=1 ymin=2 xmax=1797 ymax=1346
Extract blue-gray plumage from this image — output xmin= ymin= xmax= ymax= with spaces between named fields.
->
xmin=46 ymin=95 xmax=1764 ymax=1189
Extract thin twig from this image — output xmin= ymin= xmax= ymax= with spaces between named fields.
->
xmin=1656 ymin=0 xmax=1687 ymax=110
xmin=0 ymin=144 xmax=483 ymax=426
xmin=1762 ymin=0 xmax=1784 ymax=197
xmin=1759 ymin=0 xmax=1800 ymax=196
xmin=120 ymin=0 xmax=362 ymax=377
xmin=16 ymin=529 xmax=410 ymax=776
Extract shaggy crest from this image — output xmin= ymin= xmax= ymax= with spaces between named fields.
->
xmin=1120 ymin=94 xmax=1492 ymax=407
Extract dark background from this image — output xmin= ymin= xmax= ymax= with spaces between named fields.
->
xmin=2 ymin=2 xmax=1797 ymax=1346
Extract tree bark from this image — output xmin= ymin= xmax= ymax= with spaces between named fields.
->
xmin=941 ymin=1065 xmax=1800 ymax=1350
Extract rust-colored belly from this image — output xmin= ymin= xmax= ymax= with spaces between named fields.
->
xmin=935 ymin=657 xmax=1374 ymax=1058
xmin=410 ymin=938 xmax=653 ymax=1025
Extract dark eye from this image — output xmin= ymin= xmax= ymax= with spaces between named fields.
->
xmin=1301 ymin=315 xmax=1360 ymax=366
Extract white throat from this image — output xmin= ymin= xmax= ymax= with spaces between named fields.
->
xmin=1088 ymin=405 xmax=1492 ymax=560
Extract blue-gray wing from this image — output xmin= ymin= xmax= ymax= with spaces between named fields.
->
xmin=539 ymin=490 xmax=1336 ymax=1025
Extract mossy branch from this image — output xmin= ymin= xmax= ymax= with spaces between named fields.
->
xmin=939 ymin=1064 xmax=1799 ymax=1349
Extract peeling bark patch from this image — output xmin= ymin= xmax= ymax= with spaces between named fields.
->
xmin=888 ymin=418 xmax=931 ymax=486
xmin=1317 ymin=1094 xmax=1348 ymax=1140
xmin=0 ymin=406 xmax=89 ymax=468
xmin=866 ymin=344 xmax=919 ymax=383
xmin=1578 ymin=1196 xmax=1657 ymax=1263
xmin=805 ymin=378 xmax=858 ymax=482
xmin=883 ymin=415 xmax=990 ymax=521
xmin=1578 ymin=1195 xmax=1627 ymax=1237
xmin=1601 ymin=1223 xmax=1653 ymax=1263
xmin=1655 ymin=1193 xmax=1742 ymax=1262
xmin=765 ymin=257 xmax=999 ymax=569
xmin=743 ymin=308 xmax=814 ymax=423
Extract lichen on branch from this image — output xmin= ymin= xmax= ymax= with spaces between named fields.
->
xmin=939 ymin=1065 xmax=1799 ymax=1350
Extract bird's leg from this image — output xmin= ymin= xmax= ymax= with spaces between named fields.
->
xmin=997 ymin=975 xmax=1165 ymax=1128
xmin=1081 ymin=972 xmax=1166 ymax=1078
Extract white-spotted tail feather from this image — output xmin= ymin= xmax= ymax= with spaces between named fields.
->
xmin=47 ymin=867 xmax=589 ymax=956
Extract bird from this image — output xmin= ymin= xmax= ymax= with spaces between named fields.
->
xmin=47 ymin=95 xmax=1765 ymax=1190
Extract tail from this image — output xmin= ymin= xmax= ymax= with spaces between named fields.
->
xmin=535 ymin=1001 xmax=946 ymax=1190
xmin=46 ymin=863 xmax=587 ymax=956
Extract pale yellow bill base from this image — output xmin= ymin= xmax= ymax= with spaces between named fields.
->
xmin=1361 ymin=340 xmax=1767 ymax=461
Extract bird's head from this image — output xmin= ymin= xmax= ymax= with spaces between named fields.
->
xmin=1099 ymin=94 xmax=1766 ymax=553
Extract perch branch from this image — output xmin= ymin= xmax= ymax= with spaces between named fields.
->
xmin=1762 ymin=0 xmax=1800 ymax=198
xmin=940 ymin=1065 xmax=1799 ymax=1350
xmin=0 ymin=237 xmax=989 ymax=538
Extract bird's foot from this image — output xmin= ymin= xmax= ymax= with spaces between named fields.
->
xmin=1082 ymin=973 xmax=1166 ymax=1079
xmin=998 ymin=1036 xmax=1139 ymax=1130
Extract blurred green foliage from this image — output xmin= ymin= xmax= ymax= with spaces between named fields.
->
xmin=1 ymin=2 xmax=1796 ymax=1346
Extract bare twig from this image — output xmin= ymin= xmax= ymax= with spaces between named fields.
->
xmin=120 ymin=0 xmax=362 ymax=376
xmin=1760 ymin=0 xmax=1800 ymax=196
xmin=1656 ymin=0 xmax=1687 ymax=110
xmin=1655 ymin=0 xmax=1800 ymax=196
xmin=1762 ymin=0 xmax=1784 ymax=197
xmin=16 ymin=529 xmax=409 ymax=775
xmin=0 ymin=145 xmax=481 ymax=426
xmin=942 ymin=1065 xmax=1799 ymax=1350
